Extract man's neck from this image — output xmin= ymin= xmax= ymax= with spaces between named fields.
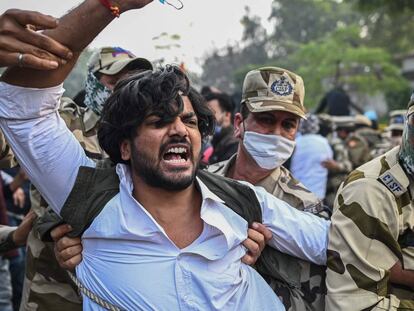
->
xmin=228 ymin=146 xmax=273 ymax=185
xmin=131 ymin=174 xmax=203 ymax=249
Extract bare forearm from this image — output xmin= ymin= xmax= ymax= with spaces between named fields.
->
xmin=390 ymin=261 xmax=414 ymax=288
xmin=2 ymin=0 xmax=114 ymax=87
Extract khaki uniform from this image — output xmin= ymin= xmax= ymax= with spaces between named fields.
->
xmin=371 ymin=135 xmax=393 ymax=159
xmin=0 ymin=226 xmax=16 ymax=253
xmin=208 ymin=155 xmax=327 ymax=311
xmin=346 ymin=132 xmax=372 ymax=169
xmin=20 ymin=98 xmax=105 ymax=311
xmin=325 ymin=136 xmax=353 ymax=208
xmin=326 ymin=146 xmax=414 ymax=310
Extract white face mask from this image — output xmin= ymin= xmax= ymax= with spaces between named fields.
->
xmin=243 ymin=131 xmax=296 ymax=170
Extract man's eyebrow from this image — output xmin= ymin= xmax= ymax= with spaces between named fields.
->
xmin=284 ymin=118 xmax=298 ymax=123
xmin=182 ymin=112 xmax=197 ymax=118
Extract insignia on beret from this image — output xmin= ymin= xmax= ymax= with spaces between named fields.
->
xmin=271 ymin=76 xmax=293 ymax=96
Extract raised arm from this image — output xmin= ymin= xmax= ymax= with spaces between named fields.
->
xmin=0 ymin=1 xmax=153 ymax=214
xmin=2 ymin=0 xmax=153 ymax=88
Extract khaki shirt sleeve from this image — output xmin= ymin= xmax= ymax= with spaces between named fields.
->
xmin=0 ymin=225 xmax=17 ymax=253
xmin=325 ymin=177 xmax=411 ymax=310
xmin=333 ymin=142 xmax=352 ymax=173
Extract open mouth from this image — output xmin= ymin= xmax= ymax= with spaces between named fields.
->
xmin=162 ymin=146 xmax=189 ymax=163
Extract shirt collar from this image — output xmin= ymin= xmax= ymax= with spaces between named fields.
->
xmin=220 ymin=154 xmax=237 ymax=177
xmin=196 ymin=176 xmax=247 ymax=257
xmin=195 ymin=176 xmax=225 ymax=204
xmin=115 ymin=164 xmax=247 ymax=258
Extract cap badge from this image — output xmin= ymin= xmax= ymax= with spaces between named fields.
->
xmin=271 ymin=76 xmax=293 ymax=96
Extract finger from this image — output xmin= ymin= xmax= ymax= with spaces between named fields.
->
xmin=251 ymin=222 xmax=272 ymax=242
xmin=247 ymin=228 xmax=266 ymax=252
xmin=0 ymin=34 xmax=65 ymax=63
xmin=24 ymin=211 xmax=37 ymax=223
xmin=56 ymin=236 xmax=81 ymax=252
xmin=6 ymin=9 xmax=59 ymax=31
xmin=0 ymin=51 xmax=59 ymax=70
xmin=50 ymin=224 xmax=72 ymax=241
xmin=8 ymin=22 xmax=73 ymax=60
xmin=241 ymin=253 xmax=255 ymax=265
xmin=247 ymin=228 xmax=265 ymax=250
xmin=18 ymin=197 xmax=25 ymax=209
xmin=59 ymin=245 xmax=83 ymax=262
xmin=62 ymin=254 xmax=82 ymax=271
xmin=19 ymin=53 xmax=61 ymax=70
xmin=19 ymin=31 xmax=72 ymax=61
xmin=242 ymin=237 xmax=260 ymax=257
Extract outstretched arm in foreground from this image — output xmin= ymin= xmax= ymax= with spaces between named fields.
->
xmin=2 ymin=0 xmax=154 ymax=88
xmin=0 ymin=0 xmax=153 ymax=214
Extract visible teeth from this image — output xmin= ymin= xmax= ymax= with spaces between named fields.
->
xmin=165 ymin=158 xmax=186 ymax=163
xmin=167 ymin=147 xmax=186 ymax=154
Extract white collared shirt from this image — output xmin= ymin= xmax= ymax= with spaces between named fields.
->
xmin=0 ymin=82 xmax=330 ymax=310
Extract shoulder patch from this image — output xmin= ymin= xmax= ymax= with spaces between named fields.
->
xmin=378 ymin=171 xmax=406 ymax=197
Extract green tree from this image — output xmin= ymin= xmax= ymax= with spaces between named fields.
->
xmin=349 ymin=0 xmax=414 ymax=14
xmin=268 ymin=0 xmax=360 ymax=56
xmin=346 ymin=0 xmax=414 ymax=55
xmin=285 ymin=26 xmax=409 ymax=108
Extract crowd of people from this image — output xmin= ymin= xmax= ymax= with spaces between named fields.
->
xmin=0 ymin=1 xmax=413 ymax=310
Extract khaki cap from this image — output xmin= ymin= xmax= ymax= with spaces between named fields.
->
xmin=331 ymin=116 xmax=355 ymax=129
xmin=355 ymin=114 xmax=372 ymax=127
xmin=89 ymin=47 xmax=153 ymax=75
xmin=387 ymin=109 xmax=406 ymax=131
xmin=241 ymin=66 xmax=306 ymax=119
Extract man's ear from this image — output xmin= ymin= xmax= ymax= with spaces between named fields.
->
xmin=233 ymin=113 xmax=244 ymax=139
xmin=120 ymin=140 xmax=131 ymax=161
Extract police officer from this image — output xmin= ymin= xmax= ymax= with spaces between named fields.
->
xmin=326 ymin=96 xmax=414 ymax=310
xmin=319 ymin=114 xmax=353 ymax=209
xmin=372 ymin=109 xmax=406 ymax=158
xmin=209 ymin=67 xmax=328 ymax=311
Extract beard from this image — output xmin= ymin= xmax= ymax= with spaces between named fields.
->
xmin=130 ymin=138 xmax=200 ymax=191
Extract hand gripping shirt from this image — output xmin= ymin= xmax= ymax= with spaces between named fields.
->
xmin=0 ymin=82 xmax=329 ymax=310
xmin=209 ymin=155 xmax=329 ymax=311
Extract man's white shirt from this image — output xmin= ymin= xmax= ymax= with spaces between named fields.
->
xmin=0 ymin=82 xmax=330 ymax=310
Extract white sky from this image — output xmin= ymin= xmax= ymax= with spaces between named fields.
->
xmin=0 ymin=0 xmax=273 ymax=73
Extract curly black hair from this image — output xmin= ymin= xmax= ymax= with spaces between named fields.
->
xmin=98 ymin=65 xmax=215 ymax=164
